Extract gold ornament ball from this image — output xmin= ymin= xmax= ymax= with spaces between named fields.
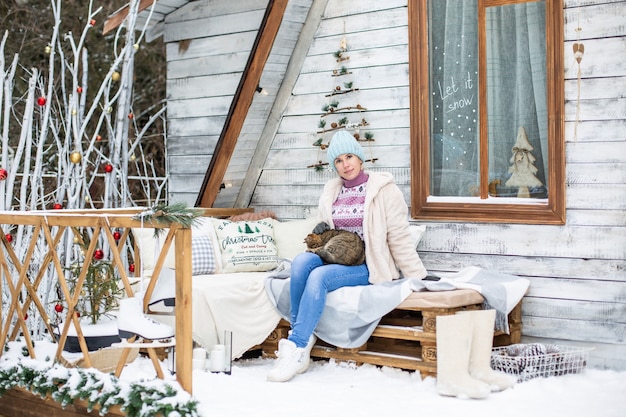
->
xmin=130 ymin=154 xmax=136 ymax=162
xmin=70 ymin=151 xmax=82 ymax=164
xmin=133 ymin=43 xmax=140 ymax=51
xmin=45 ymin=45 xmax=51 ymax=54
xmin=111 ymin=71 xmax=121 ymax=81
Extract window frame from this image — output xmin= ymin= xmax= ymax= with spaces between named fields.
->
xmin=408 ymin=0 xmax=565 ymax=224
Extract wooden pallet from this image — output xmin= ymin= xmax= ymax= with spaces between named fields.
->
xmin=262 ymin=289 xmax=522 ymax=379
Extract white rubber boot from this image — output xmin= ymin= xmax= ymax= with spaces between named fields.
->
xmin=117 ymin=295 xmax=174 ymax=340
xmin=463 ymin=309 xmax=516 ymax=392
xmin=436 ymin=313 xmax=491 ymax=399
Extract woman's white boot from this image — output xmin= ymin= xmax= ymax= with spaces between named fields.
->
xmin=436 ymin=313 xmax=491 ymax=399
xmin=463 ymin=309 xmax=516 ymax=392
xmin=117 ymin=295 xmax=175 ymax=340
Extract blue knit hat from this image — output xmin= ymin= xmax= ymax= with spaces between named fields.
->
xmin=327 ymin=130 xmax=365 ymax=171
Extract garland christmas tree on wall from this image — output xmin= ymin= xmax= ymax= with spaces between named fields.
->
xmin=308 ymin=32 xmax=378 ymax=171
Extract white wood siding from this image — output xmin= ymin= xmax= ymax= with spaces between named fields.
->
xmin=164 ymin=0 xmax=314 ymax=206
xmin=248 ymin=0 xmax=626 ymax=370
xmin=162 ymin=0 xmax=626 ymax=370
xmin=164 ymin=0 xmax=265 ymax=203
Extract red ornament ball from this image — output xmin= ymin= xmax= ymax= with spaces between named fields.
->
xmin=96 ymin=135 xmax=102 ymax=141
xmin=89 ymin=19 xmax=96 ymax=26
xmin=128 ymin=113 xmax=134 ymax=120
xmin=5 ymin=233 xmax=12 ymax=243
xmin=54 ymin=304 xmax=63 ymax=313
xmin=104 ymin=164 xmax=113 ymax=173
xmin=37 ymin=96 xmax=46 ymax=106
xmin=77 ymin=86 xmax=83 ymax=94
xmin=52 ymin=203 xmax=63 ymax=210
xmin=94 ymin=249 xmax=104 ymax=260
xmin=129 ymin=263 xmax=135 ymax=273
xmin=113 ymin=231 xmax=122 ymax=240
xmin=0 ymin=168 xmax=7 ymax=180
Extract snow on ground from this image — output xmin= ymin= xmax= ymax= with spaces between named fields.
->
xmin=121 ymin=350 xmax=626 ymax=417
xmin=4 ymin=340 xmax=625 ymax=417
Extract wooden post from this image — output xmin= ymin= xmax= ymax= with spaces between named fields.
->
xmin=174 ymin=226 xmax=193 ymax=394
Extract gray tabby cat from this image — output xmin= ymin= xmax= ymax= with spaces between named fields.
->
xmin=304 ymin=229 xmax=366 ymax=266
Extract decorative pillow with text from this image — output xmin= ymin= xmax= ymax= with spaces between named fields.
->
xmin=211 ymin=218 xmax=279 ymax=273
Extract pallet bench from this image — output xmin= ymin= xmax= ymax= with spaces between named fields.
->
xmin=261 ymin=289 xmax=522 ymax=378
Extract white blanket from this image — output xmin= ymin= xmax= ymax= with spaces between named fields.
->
xmin=146 ymin=268 xmax=281 ymax=359
xmin=265 ymin=264 xmax=529 ymax=348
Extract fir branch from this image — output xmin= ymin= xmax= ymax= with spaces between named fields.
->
xmin=133 ymin=203 xmax=203 ymax=237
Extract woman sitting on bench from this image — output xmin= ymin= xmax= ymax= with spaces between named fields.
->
xmin=267 ymin=129 xmax=428 ymax=382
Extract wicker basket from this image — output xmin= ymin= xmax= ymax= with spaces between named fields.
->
xmin=491 ymin=343 xmax=593 ymax=382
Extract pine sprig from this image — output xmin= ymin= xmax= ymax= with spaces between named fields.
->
xmin=133 ymin=203 xmax=203 ymax=237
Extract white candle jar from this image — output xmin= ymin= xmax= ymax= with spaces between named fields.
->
xmin=209 ymin=344 xmax=226 ymax=372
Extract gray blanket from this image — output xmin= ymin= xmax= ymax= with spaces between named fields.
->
xmin=265 ymin=264 xmax=529 ymax=348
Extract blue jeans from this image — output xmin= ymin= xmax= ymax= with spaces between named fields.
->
xmin=288 ymin=252 xmax=369 ymax=348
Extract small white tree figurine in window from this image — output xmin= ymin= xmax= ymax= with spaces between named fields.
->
xmin=505 ymin=126 xmax=543 ymax=198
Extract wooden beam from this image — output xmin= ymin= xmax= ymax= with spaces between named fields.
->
xmin=195 ymin=0 xmax=289 ymax=208
xmin=236 ymin=0 xmax=328 ymax=207
xmin=102 ymin=0 xmax=157 ymax=35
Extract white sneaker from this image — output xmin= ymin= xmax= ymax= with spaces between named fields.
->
xmin=298 ymin=334 xmax=317 ymax=374
xmin=267 ymin=339 xmax=308 ymax=382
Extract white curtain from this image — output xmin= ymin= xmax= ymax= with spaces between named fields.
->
xmin=428 ymin=0 xmax=547 ymax=197
xmin=486 ymin=2 xmax=548 ymax=192
xmin=429 ymin=0 xmax=480 ymax=196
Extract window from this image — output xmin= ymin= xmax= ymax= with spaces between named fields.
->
xmin=409 ymin=0 xmax=565 ymax=224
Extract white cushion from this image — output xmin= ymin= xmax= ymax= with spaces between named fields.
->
xmin=132 ymin=217 xmax=222 ymax=276
xmin=272 ymin=217 xmax=319 ymax=260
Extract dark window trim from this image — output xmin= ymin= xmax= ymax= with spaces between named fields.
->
xmin=408 ymin=0 xmax=565 ymax=224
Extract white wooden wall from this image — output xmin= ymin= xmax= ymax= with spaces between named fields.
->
xmin=163 ymin=0 xmax=626 ymax=370
xmin=164 ymin=0 xmax=266 ymax=204
xmin=252 ymin=0 xmax=414 ymax=219
xmin=164 ymin=0 xmax=314 ymax=206
xmin=249 ymin=0 xmax=626 ymax=370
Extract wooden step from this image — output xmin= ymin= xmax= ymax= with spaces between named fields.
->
xmin=371 ymin=324 xmax=436 ymax=342
xmin=311 ymin=345 xmax=436 ymax=375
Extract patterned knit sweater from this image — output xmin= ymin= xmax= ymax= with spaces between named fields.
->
xmin=331 ymin=171 xmax=368 ymax=239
